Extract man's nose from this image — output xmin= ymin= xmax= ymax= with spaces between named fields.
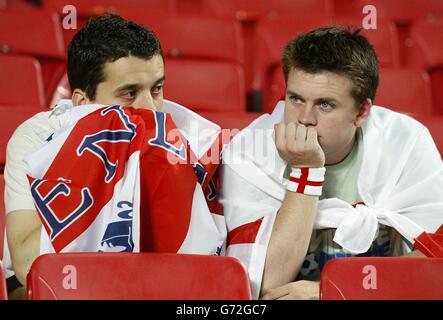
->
xmin=298 ymin=105 xmax=317 ymax=126
xmin=135 ymin=93 xmax=157 ymax=111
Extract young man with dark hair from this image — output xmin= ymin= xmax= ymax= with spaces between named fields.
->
xmin=220 ymin=26 xmax=443 ymax=299
xmin=4 ymin=15 xmax=224 ymax=299
xmin=67 ymin=15 xmax=164 ymax=109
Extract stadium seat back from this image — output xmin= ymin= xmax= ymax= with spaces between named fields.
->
xmin=0 ymin=8 xmax=65 ymax=59
xmin=127 ymin=14 xmax=244 ymax=64
xmin=43 ymin=0 xmax=174 ymax=17
xmin=165 ymin=59 xmax=246 ymax=112
xmin=429 ymin=70 xmax=443 ymax=115
xmin=0 ymin=8 xmax=66 ymax=106
xmin=345 ymin=19 xmax=401 ymax=68
xmin=332 ymin=0 xmax=443 ymax=24
xmin=376 ymin=68 xmax=433 ymax=115
xmin=39 ymin=58 xmax=67 ymax=107
xmin=0 ymin=55 xmax=46 ymax=108
xmin=27 ymin=252 xmax=252 ymax=300
xmin=266 ymin=68 xmax=285 ymax=114
xmin=204 ymin=0 xmax=333 ymax=22
xmin=409 ymin=20 xmax=443 ymax=68
xmin=320 ymin=257 xmax=443 ymax=299
xmin=408 ymin=19 xmax=443 ymax=106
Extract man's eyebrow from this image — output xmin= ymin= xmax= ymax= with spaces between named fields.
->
xmin=286 ymin=90 xmax=305 ymax=101
xmin=113 ymin=76 xmax=165 ymax=94
xmin=314 ymin=97 xmax=340 ymax=104
xmin=286 ymin=90 xmax=339 ymax=104
xmin=114 ymin=83 xmax=140 ymax=94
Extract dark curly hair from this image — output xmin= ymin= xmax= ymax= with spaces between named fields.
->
xmin=67 ymin=14 xmax=163 ymax=100
xmin=282 ymin=26 xmax=379 ymax=106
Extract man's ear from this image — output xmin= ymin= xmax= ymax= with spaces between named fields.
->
xmin=71 ymin=88 xmax=91 ymax=106
xmin=354 ymin=98 xmax=372 ymax=128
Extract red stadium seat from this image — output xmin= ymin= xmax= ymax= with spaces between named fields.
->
xmin=266 ymin=68 xmax=285 ymax=114
xmin=0 ymin=8 xmax=66 ymax=106
xmin=376 ymin=68 xmax=433 ymax=116
xmin=175 ymin=0 xmax=205 ymax=14
xmin=409 ymin=21 xmax=443 ymax=114
xmin=201 ymin=1 xmax=334 ymax=107
xmin=332 ymin=0 xmax=443 ymax=24
xmin=254 ymin=15 xmax=401 ymax=112
xmin=0 ymin=260 xmax=7 ymax=300
xmin=203 ymin=0 xmax=333 ymax=22
xmin=5 ymin=0 xmax=38 ymax=8
xmin=347 ymin=20 xmax=401 ymax=69
xmin=43 ymin=0 xmax=175 ymax=17
xmin=332 ymin=0 xmax=443 ymax=67
xmin=0 ymin=8 xmax=64 ymax=59
xmin=0 ymin=106 xmax=42 ymax=167
xmin=165 ymin=59 xmax=246 ymax=112
xmin=320 ymin=257 xmax=443 ymax=300
xmin=409 ymin=20 xmax=443 ymax=68
xmin=0 ymin=55 xmax=45 ymax=108
xmin=27 ymin=252 xmax=252 ymax=300
xmin=127 ymin=14 xmax=244 ymax=65
xmin=429 ymin=71 xmax=443 ymax=115
xmin=0 ymin=174 xmax=5 ymax=259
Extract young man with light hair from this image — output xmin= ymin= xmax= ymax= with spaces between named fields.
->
xmin=220 ymin=26 xmax=443 ymax=299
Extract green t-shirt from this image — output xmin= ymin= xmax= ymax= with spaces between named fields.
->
xmin=320 ymin=128 xmax=363 ymax=204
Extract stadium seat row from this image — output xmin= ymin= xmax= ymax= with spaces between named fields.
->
xmin=2 ymin=252 xmax=443 ymax=300
xmin=34 ymin=0 xmax=443 ymax=23
xmin=1 ymin=8 xmax=443 ymax=112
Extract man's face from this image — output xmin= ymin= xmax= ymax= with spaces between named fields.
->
xmin=284 ymin=68 xmax=370 ymax=165
xmin=89 ymin=54 xmax=165 ymax=111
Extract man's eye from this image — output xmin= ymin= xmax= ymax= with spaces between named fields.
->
xmin=122 ymin=91 xmax=136 ymax=99
xmin=152 ymin=84 xmax=163 ymax=94
xmin=319 ymin=101 xmax=333 ymax=111
xmin=289 ymin=96 xmax=303 ymax=104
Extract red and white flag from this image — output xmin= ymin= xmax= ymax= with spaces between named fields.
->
xmin=25 ymin=100 xmax=226 ymax=256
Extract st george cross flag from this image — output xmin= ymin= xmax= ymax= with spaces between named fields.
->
xmin=25 ymin=100 xmax=226 ymax=256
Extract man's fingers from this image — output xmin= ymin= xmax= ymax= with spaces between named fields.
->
xmin=286 ymin=122 xmax=296 ymax=140
xmin=295 ymin=124 xmax=307 ymax=148
xmin=306 ymin=126 xmax=319 ymax=146
xmin=274 ymin=123 xmax=286 ymax=150
xmin=285 ymin=122 xmax=296 ymax=150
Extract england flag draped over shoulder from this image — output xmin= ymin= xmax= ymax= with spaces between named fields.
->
xmin=25 ymin=100 xmax=226 ymax=256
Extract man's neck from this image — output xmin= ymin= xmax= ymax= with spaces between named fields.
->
xmin=325 ymin=133 xmax=358 ymax=166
